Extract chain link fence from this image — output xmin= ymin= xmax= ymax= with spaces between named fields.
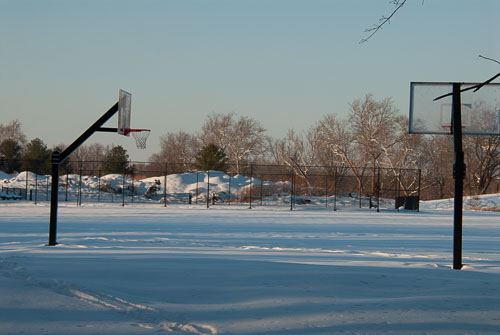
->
xmin=1 ymin=161 xmax=421 ymax=211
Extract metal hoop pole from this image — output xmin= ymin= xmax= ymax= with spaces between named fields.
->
xmin=452 ymin=83 xmax=465 ymax=270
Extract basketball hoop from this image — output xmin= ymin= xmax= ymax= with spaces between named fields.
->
xmin=124 ymin=129 xmax=151 ymax=149
xmin=440 ymin=124 xmax=467 ymax=133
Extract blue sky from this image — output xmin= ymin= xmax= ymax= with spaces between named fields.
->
xmin=1 ymin=0 xmax=499 ymax=161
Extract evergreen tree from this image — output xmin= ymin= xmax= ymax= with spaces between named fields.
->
xmin=22 ymin=138 xmax=50 ymax=173
xmin=194 ymin=143 xmax=227 ymax=172
xmin=101 ymin=145 xmax=133 ymax=174
xmin=0 ymin=139 xmax=23 ymax=173
xmin=21 ymin=138 xmax=51 ymax=174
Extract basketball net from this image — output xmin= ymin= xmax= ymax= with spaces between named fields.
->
xmin=125 ymin=129 xmax=151 ymax=149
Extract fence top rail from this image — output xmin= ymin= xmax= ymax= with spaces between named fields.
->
xmin=2 ymin=159 xmax=421 ymax=175
xmin=49 ymin=160 xmax=420 ymax=172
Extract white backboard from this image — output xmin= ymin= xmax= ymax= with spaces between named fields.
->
xmin=409 ymin=82 xmax=500 ymax=135
xmin=118 ymin=89 xmax=131 ymax=135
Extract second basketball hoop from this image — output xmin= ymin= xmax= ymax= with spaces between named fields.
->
xmin=409 ymin=82 xmax=500 ymax=135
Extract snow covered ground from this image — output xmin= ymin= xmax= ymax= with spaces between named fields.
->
xmin=1 ymin=197 xmax=499 ymax=334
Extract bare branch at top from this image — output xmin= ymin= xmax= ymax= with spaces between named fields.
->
xmin=479 ymin=55 xmax=500 ymax=65
xmin=360 ymin=0 xmax=408 ymax=44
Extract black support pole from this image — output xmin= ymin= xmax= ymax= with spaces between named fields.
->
xmin=48 ymin=151 xmax=60 ymax=246
xmin=48 ymin=102 xmax=119 ymax=246
xmin=452 ymin=83 xmax=465 ymax=270
xmin=59 ymin=103 xmax=118 ymax=162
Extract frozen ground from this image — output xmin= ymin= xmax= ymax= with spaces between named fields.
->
xmin=0 ymin=199 xmax=499 ymax=334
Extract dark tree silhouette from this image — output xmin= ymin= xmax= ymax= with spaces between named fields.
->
xmin=101 ymin=145 xmax=134 ymax=174
xmin=21 ymin=138 xmax=51 ymax=174
xmin=194 ymin=143 xmax=228 ymax=172
xmin=0 ymin=139 xmax=23 ymax=173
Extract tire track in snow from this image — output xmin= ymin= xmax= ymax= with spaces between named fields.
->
xmin=0 ymin=258 xmax=218 ymax=335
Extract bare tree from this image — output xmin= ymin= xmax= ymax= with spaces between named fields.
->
xmin=348 ymin=94 xmax=399 ymax=193
xmin=201 ymin=112 xmax=268 ymax=173
xmin=315 ymin=114 xmax=370 ymax=197
xmin=464 ymin=103 xmax=500 ymax=195
xmin=420 ymin=135 xmax=454 ymax=199
xmin=465 ymin=135 xmax=500 ymax=195
xmin=149 ymin=131 xmax=199 ymax=172
xmin=316 ymin=114 xmax=364 ymax=184
xmin=0 ymin=120 xmax=26 ymax=145
xmin=269 ymin=128 xmax=320 ymax=187
xmin=201 ymin=112 xmax=232 ymax=151
xmin=381 ymin=115 xmax=426 ymax=195
xmin=67 ymin=143 xmax=107 ymax=176
xmin=382 ymin=116 xmax=420 ymax=168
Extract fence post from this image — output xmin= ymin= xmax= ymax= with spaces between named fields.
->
xmin=46 ymin=175 xmax=49 ymax=201
xmin=195 ymin=171 xmax=199 ymax=205
xmin=333 ymin=167 xmax=337 ymax=211
xmin=249 ymin=165 xmax=253 ymax=209
xmin=131 ymin=172 xmax=134 ymax=204
xmin=260 ymin=173 xmax=264 ymax=206
xmin=377 ymin=167 xmax=381 ymax=213
xmin=207 ymin=170 xmax=210 ymax=209
xmin=417 ymin=169 xmax=421 ymax=212
xmin=397 ymin=168 xmax=401 ymax=199
xmin=34 ymin=172 xmax=38 ymax=205
xmin=359 ymin=170 xmax=363 ymax=209
xmin=78 ymin=163 xmax=82 ymax=206
xmin=163 ymin=164 xmax=167 ymax=207
xmin=290 ymin=171 xmax=294 ymax=211
xmin=97 ymin=170 xmax=101 ymax=203
xmin=228 ymin=174 xmax=231 ymax=205
xmin=325 ymin=175 xmax=328 ymax=208
xmin=121 ymin=169 xmax=125 ymax=207
xmin=65 ymin=173 xmax=69 ymax=202
xmin=25 ymin=170 xmax=29 ymax=200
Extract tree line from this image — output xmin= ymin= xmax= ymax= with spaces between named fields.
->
xmin=147 ymin=94 xmax=500 ymax=199
xmin=1 ymin=93 xmax=499 ymax=200
xmin=0 ymin=120 xmax=134 ymax=176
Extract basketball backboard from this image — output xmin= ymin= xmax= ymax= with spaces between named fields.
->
xmin=118 ymin=89 xmax=131 ymax=135
xmin=409 ymin=82 xmax=500 ymax=135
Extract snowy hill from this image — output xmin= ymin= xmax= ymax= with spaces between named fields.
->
xmin=1 ymin=170 xmax=257 ymax=202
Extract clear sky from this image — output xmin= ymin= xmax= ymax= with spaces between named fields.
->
xmin=1 ymin=0 xmax=499 ymax=162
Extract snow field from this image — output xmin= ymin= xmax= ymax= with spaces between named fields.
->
xmin=0 ymin=202 xmax=499 ymax=334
